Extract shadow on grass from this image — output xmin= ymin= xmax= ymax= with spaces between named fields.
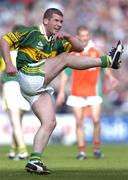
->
xmin=1 ymin=169 xmax=128 ymax=180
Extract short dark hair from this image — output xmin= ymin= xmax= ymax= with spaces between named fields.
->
xmin=43 ymin=8 xmax=63 ymax=20
xmin=76 ymin=25 xmax=89 ymax=35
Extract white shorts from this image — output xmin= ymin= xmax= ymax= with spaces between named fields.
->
xmin=16 ymin=71 xmax=54 ymax=106
xmin=66 ymin=95 xmax=103 ymax=108
xmin=2 ymin=81 xmax=30 ymax=111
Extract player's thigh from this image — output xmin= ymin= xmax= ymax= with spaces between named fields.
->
xmin=2 ymin=81 xmax=21 ymax=110
xmin=42 ymin=53 xmax=67 ymax=85
xmin=72 ymin=107 xmax=85 ymax=123
xmin=32 ymin=92 xmax=56 ymax=125
xmin=91 ymin=103 xmax=102 ymax=123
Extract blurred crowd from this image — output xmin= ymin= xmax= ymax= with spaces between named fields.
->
xmin=0 ymin=0 xmax=128 ymax=115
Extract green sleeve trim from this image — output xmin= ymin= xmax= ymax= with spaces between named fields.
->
xmin=64 ymin=68 xmax=72 ymax=76
xmin=101 ymin=56 xmax=110 ymax=68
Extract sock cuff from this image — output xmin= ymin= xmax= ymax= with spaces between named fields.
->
xmin=93 ymin=141 xmax=100 ymax=145
xmin=10 ymin=146 xmax=17 ymax=152
xmin=79 ymin=145 xmax=85 ymax=153
xmin=17 ymin=146 xmax=27 ymax=153
xmin=30 ymin=152 xmax=42 ymax=157
xmin=30 ymin=152 xmax=42 ymax=161
xmin=101 ymin=56 xmax=110 ymax=68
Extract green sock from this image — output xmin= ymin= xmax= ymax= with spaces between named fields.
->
xmin=10 ymin=146 xmax=16 ymax=153
xmin=101 ymin=56 xmax=110 ymax=68
xmin=29 ymin=152 xmax=42 ymax=162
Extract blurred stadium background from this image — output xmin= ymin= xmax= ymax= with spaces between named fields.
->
xmin=1 ymin=1 xmax=128 ymax=179
xmin=0 ymin=0 xmax=128 ymax=145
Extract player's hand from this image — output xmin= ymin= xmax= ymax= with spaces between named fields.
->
xmin=55 ymin=32 xmax=70 ymax=40
xmin=6 ymin=65 xmax=18 ymax=76
xmin=56 ymin=92 xmax=65 ymax=106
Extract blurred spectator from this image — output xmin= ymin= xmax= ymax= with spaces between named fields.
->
xmin=0 ymin=25 xmax=31 ymax=160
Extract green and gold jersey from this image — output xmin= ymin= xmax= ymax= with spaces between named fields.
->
xmin=2 ymin=25 xmax=72 ymax=72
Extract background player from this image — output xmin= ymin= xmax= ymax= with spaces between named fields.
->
xmin=56 ymin=26 xmax=118 ymax=160
xmin=0 ymin=25 xmax=30 ymax=160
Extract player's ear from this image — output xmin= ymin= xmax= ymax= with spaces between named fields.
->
xmin=43 ymin=18 xmax=48 ymax=25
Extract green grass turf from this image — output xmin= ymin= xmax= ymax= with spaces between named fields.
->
xmin=0 ymin=144 xmax=128 ymax=180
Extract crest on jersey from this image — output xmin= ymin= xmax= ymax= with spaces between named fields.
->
xmin=37 ymin=41 xmax=44 ymax=49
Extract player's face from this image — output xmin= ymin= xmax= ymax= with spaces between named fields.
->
xmin=77 ymin=30 xmax=90 ymax=46
xmin=45 ymin=14 xmax=63 ymax=36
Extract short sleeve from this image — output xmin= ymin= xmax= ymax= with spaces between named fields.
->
xmin=2 ymin=26 xmax=31 ymax=50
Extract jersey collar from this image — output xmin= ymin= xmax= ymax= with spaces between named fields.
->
xmin=39 ymin=24 xmax=53 ymax=42
xmin=84 ymin=40 xmax=94 ymax=52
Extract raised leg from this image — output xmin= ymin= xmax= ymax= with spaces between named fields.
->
xmin=43 ymin=53 xmax=102 ymax=86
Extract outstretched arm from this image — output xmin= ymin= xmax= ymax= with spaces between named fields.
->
xmin=65 ymin=34 xmax=84 ymax=52
xmin=56 ymin=32 xmax=84 ymax=52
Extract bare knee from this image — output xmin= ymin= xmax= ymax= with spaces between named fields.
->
xmin=45 ymin=119 xmax=57 ymax=131
xmin=93 ymin=120 xmax=100 ymax=127
xmin=76 ymin=120 xmax=83 ymax=129
xmin=11 ymin=120 xmax=21 ymax=129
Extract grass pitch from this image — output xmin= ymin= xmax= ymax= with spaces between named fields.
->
xmin=0 ymin=144 xmax=128 ymax=180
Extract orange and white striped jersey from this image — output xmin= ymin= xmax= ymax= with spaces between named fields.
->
xmin=65 ymin=41 xmax=103 ymax=97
